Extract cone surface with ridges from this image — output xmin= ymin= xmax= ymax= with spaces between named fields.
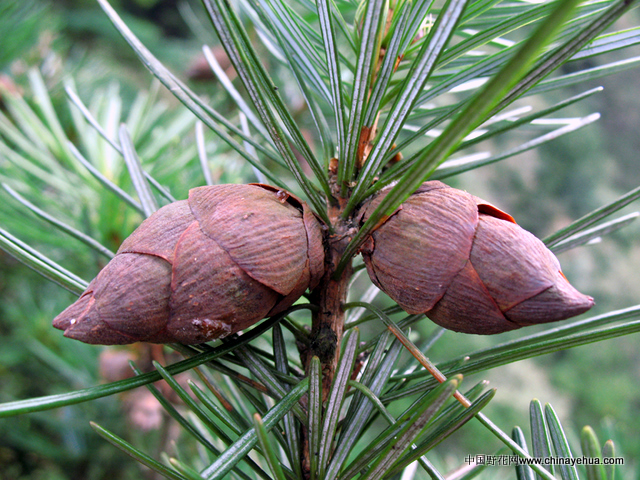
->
xmin=53 ymin=184 xmax=325 ymax=345
xmin=359 ymin=181 xmax=594 ymax=334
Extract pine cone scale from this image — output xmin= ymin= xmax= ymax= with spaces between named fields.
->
xmin=117 ymin=201 xmax=195 ymax=263
xmin=189 ymin=185 xmax=309 ymax=295
xmin=427 ymin=261 xmax=519 ymax=334
xmin=469 ymin=214 xmax=559 ymax=311
xmin=167 ymin=221 xmax=279 ymax=344
xmin=362 ymin=184 xmax=477 ymax=313
xmin=94 ymin=253 xmax=172 ymax=338
xmin=303 ymin=209 xmax=325 ymax=289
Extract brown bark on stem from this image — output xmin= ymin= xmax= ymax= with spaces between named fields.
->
xmin=305 ymin=217 xmax=353 ymax=395
xmin=300 ymin=179 xmax=355 ymax=479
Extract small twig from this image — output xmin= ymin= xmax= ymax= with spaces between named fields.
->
xmin=384 ymin=320 xmax=472 ymax=407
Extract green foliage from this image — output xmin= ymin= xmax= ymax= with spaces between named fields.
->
xmin=508 ymin=401 xmax=621 ymax=480
xmin=1 ymin=0 xmax=640 ymax=478
xmin=0 ymin=0 xmax=46 ymax=71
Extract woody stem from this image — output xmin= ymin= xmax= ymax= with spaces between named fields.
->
xmin=306 ymin=214 xmax=353 ymax=394
xmin=300 ymin=190 xmax=354 ymax=478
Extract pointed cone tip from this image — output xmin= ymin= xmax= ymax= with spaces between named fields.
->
xmin=505 ymin=271 xmax=594 ymax=325
xmin=52 ymin=292 xmax=93 ymax=330
xmin=54 ymin=294 xmax=134 ymax=345
xmin=63 ymin=318 xmax=134 ymax=345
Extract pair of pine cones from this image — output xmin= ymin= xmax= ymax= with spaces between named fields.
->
xmin=53 ymin=182 xmax=593 ymax=345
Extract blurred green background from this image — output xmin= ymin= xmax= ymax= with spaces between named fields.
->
xmin=1 ymin=0 xmax=639 ymax=478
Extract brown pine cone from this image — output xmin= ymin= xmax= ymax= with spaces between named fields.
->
xmin=358 ymin=181 xmax=594 ymax=334
xmin=53 ymin=184 xmax=325 ymax=344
